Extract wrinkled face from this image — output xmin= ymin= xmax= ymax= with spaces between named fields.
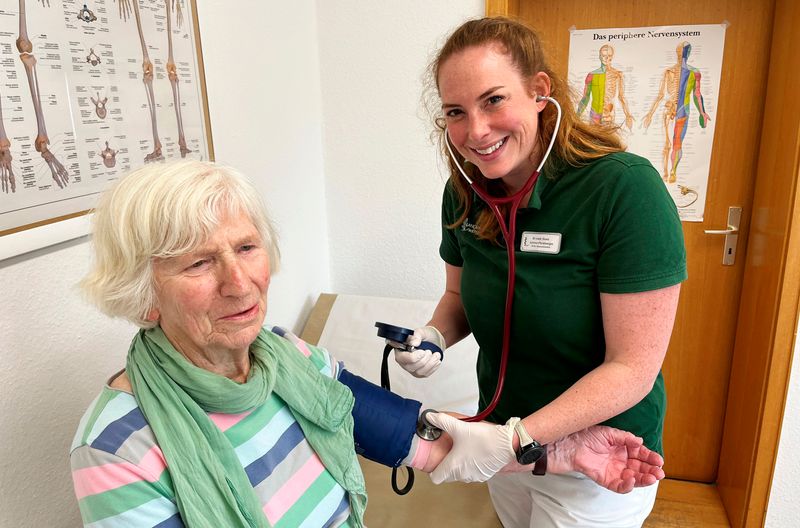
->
xmin=438 ymin=43 xmax=549 ymax=192
xmin=599 ymin=45 xmax=613 ymax=66
xmin=149 ymin=210 xmax=270 ymax=360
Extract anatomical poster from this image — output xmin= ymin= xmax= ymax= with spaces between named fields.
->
xmin=0 ymin=0 xmax=211 ymax=235
xmin=567 ymin=24 xmax=726 ymax=222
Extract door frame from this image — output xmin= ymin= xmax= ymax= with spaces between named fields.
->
xmin=486 ymin=1 xmax=800 ymax=526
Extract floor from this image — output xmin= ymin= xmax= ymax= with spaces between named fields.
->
xmin=360 ymin=458 xmax=731 ymax=527
xmin=645 ymin=479 xmax=731 ymax=527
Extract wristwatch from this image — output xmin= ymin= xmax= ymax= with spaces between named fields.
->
xmin=513 ymin=420 xmax=547 ymax=474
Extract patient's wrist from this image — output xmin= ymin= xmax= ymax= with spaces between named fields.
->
xmin=547 ymin=437 xmax=575 ymax=475
xmin=402 ymin=435 xmax=432 ymax=470
xmin=403 ymin=432 xmax=453 ymax=473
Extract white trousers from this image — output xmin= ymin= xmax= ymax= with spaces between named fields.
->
xmin=487 ymin=471 xmax=659 ymax=528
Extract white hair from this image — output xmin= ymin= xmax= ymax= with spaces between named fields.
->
xmin=81 ymin=160 xmax=280 ymax=328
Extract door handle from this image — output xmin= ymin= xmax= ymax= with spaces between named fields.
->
xmin=704 ymin=227 xmax=738 ymax=235
xmin=704 ymin=206 xmax=741 ymax=266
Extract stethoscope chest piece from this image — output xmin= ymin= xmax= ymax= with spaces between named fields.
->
xmin=416 ymin=409 xmax=443 ymax=441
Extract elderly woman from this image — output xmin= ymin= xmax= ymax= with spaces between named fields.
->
xmin=70 ymin=160 xmax=665 ymax=527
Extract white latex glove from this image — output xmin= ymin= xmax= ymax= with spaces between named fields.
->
xmin=425 ymin=413 xmax=517 ymax=484
xmin=387 ymin=325 xmax=446 ymax=378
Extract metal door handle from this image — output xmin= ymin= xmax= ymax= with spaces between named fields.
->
xmin=704 ymin=227 xmax=739 ymax=235
xmin=704 ymin=206 xmax=741 ymax=266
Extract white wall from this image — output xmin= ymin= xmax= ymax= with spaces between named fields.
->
xmin=0 ymin=241 xmax=135 ymax=528
xmin=318 ymin=0 xmax=483 ymax=299
xmin=766 ymin=321 xmax=800 ymax=527
xmin=0 ymin=1 xmax=329 ymax=526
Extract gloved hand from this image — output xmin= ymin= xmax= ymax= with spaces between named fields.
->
xmin=387 ymin=326 xmax=446 ymax=378
xmin=424 ymin=412 xmax=516 ymax=484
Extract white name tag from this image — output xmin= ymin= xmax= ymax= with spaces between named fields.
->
xmin=520 ymin=231 xmax=562 ymax=254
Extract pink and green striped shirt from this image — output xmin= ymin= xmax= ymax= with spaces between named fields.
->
xmin=70 ymin=329 xmax=357 ymax=527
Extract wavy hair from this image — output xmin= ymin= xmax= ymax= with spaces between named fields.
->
xmin=81 ymin=160 xmax=280 ymax=328
xmin=424 ymin=17 xmax=624 ymax=240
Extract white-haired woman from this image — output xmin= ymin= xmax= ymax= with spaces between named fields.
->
xmin=70 ymin=160 xmax=665 ymax=527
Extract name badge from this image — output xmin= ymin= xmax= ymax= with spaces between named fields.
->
xmin=520 ymin=231 xmax=561 ymax=254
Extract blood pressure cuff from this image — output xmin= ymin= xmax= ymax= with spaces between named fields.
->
xmin=337 ymin=369 xmax=422 ymax=467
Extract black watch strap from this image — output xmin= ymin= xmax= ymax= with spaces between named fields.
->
xmin=532 ymin=447 xmax=547 ymax=475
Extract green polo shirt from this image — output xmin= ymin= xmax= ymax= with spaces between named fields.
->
xmin=439 ymin=152 xmax=686 ymax=454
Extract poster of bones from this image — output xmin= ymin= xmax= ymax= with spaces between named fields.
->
xmin=0 ymin=0 xmax=211 ymax=235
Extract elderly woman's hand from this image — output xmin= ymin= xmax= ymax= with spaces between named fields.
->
xmin=546 ymin=425 xmax=665 ymax=493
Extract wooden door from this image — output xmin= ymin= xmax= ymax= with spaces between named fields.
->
xmin=489 ymin=0 xmax=775 ymax=482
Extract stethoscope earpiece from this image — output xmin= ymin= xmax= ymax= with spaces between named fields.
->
xmin=444 ymin=97 xmax=561 ymax=186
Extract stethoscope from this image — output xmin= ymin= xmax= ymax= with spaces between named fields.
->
xmin=374 ymin=95 xmax=562 ymax=495
xmin=441 ymin=94 xmax=562 ymax=423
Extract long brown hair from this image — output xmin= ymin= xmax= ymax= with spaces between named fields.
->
xmin=427 ymin=17 xmax=624 ymax=241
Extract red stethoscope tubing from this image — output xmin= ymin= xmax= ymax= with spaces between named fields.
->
xmin=444 ymin=95 xmax=561 ymax=423
xmin=462 ymin=171 xmax=539 ymax=422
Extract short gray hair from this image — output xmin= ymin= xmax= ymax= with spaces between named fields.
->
xmin=81 ymin=160 xmax=280 ymax=328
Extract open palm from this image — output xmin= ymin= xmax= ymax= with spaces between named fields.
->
xmin=552 ymin=425 xmax=665 ymax=493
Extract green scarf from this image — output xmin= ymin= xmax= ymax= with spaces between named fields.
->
xmin=126 ymin=326 xmax=367 ymax=528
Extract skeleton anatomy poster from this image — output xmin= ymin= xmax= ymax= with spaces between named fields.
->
xmin=567 ymin=24 xmax=726 ymax=222
xmin=0 ymin=0 xmax=210 ymax=235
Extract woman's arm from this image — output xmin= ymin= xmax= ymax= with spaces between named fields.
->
xmin=427 ymin=263 xmax=471 ymax=346
xmin=518 ymin=283 xmax=680 ymax=445
xmin=416 ymin=419 xmax=665 ymax=493
xmin=423 ymin=284 xmax=679 ymax=485
xmin=71 ymin=445 xmax=180 ymax=526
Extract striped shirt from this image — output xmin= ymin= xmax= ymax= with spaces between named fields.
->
xmin=70 ymin=329 xmax=354 ymax=527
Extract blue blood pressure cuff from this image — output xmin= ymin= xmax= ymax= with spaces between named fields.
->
xmin=337 ymin=369 xmax=422 ymax=467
